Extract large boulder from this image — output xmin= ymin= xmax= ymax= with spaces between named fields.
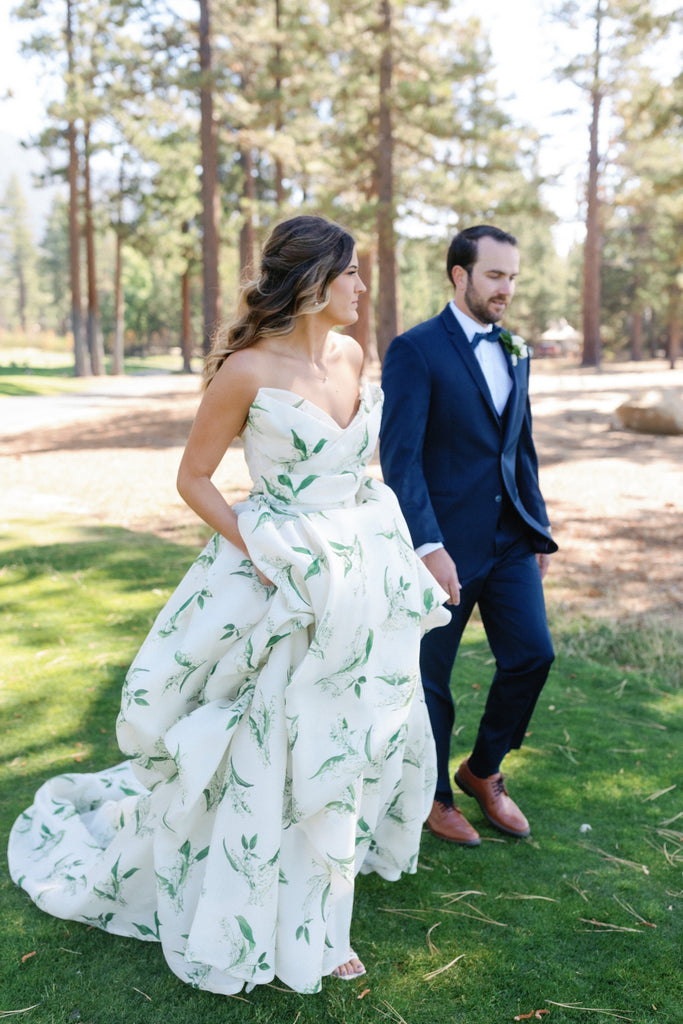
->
xmin=616 ymin=389 xmax=683 ymax=435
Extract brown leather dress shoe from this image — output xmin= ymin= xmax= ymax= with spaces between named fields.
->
xmin=425 ymin=800 xmax=481 ymax=846
xmin=454 ymin=759 xmax=530 ymax=838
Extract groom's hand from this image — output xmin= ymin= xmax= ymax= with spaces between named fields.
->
xmin=536 ymin=552 xmax=551 ymax=580
xmin=422 ymin=548 xmax=462 ymax=606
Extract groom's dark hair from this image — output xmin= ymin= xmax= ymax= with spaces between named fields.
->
xmin=447 ymin=225 xmax=518 ymax=282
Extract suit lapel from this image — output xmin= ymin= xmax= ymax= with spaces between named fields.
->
xmin=440 ymin=306 xmax=502 ymax=424
xmin=500 ymin=344 xmax=526 ymax=445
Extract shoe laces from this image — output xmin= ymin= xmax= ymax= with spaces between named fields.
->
xmin=492 ymin=774 xmax=508 ymax=796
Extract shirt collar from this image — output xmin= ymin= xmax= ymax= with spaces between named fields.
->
xmin=448 ymin=300 xmax=494 ymax=344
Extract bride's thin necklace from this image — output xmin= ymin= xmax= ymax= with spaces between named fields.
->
xmin=296 ymin=351 xmax=328 ymax=383
xmin=279 ymin=341 xmax=330 ymax=382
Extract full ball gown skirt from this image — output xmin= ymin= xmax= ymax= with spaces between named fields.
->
xmin=8 ymin=383 xmax=449 ymax=995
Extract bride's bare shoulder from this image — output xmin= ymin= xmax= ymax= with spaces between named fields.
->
xmin=203 ymin=349 xmax=270 ymax=417
xmin=333 ymin=332 xmax=364 ymax=373
xmin=211 ymin=347 xmax=268 ymax=387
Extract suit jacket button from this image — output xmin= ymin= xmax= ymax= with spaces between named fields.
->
xmin=494 ymin=494 xmax=502 ymax=503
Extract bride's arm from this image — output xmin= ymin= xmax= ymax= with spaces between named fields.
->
xmin=176 ymin=353 xmax=259 ymax=559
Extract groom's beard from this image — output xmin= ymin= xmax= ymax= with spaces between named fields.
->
xmin=464 ymin=277 xmax=508 ymax=325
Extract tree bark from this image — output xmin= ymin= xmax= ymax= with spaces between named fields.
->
xmin=668 ymin=283 xmax=680 ymax=369
xmin=199 ymin=0 xmax=221 ymax=355
xmin=630 ymin=310 xmax=643 ymax=361
xmin=239 ymin=146 xmax=256 ymax=276
xmin=346 ymin=249 xmax=376 ymax=363
xmin=66 ymin=0 xmax=88 ymax=376
xmin=375 ymin=0 xmax=398 ymax=362
xmin=273 ymin=0 xmax=285 ymax=207
xmin=16 ymin=255 xmax=27 ymax=332
xmin=180 ymin=264 xmax=194 ymax=374
xmin=112 ymin=229 xmax=125 ymax=375
xmin=83 ymin=122 xmax=105 ymax=375
xmin=581 ymin=0 xmax=604 ymax=369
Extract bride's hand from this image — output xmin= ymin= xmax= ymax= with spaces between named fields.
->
xmin=253 ymin=563 xmax=274 ymax=588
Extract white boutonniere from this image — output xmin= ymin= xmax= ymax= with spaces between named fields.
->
xmin=499 ymin=329 xmax=529 ymax=366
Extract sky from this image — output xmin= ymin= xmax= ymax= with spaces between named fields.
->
xmin=0 ymin=0 xmax=679 ymax=255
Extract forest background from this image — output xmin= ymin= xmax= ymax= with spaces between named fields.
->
xmin=0 ymin=0 xmax=681 ymax=372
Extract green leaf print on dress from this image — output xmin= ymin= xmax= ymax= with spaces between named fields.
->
xmin=312 ymin=627 xmax=373 ymax=698
xmin=290 ymin=428 xmax=327 ymax=460
xmin=292 ymin=545 xmax=327 ymax=580
xmin=222 ymin=834 xmax=279 ymax=905
xmin=223 ymin=915 xmax=271 ymax=975
xmin=222 ymin=757 xmax=255 ymax=814
xmin=194 ymin=532 xmax=221 ymax=567
xmin=133 ymin=909 xmax=161 ymax=940
xmin=271 ymin=473 xmax=319 ymax=500
xmin=33 ymin=823 xmax=66 ymax=858
xmin=8 ymin=382 xmax=449 ymax=997
xmin=328 ymin=537 xmax=363 ymax=578
xmin=93 ymin=854 xmax=140 ymax=904
xmin=156 ymin=840 xmax=209 ymax=912
xmin=158 ymin=588 xmax=213 ymax=637
xmin=161 ymin=650 xmax=207 ymax=694
xmin=247 ymin=692 xmax=278 ymax=765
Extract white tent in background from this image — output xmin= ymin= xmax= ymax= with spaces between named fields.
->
xmin=537 ymin=319 xmax=581 ymax=356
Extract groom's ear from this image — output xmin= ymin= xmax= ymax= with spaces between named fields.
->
xmin=450 ymin=265 xmax=467 ymax=292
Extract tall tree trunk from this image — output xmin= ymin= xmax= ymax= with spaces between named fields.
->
xmin=630 ymin=224 xmax=645 ymax=361
xmin=180 ymin=264 xmax=193 ymax=374
xmin=239 ymin=146 xmax=256 ymax=276
xmin=668 ymin=282 xmax=680 ymax=369
xmin=581 ymin=0 xmax=603 ymax=368
xmin=630 ymin=310 xmax=643 ymax=361
xmin=83 ymin=122 xmax=105 ymax=375
xmin=375 ymin=0 xmax=398 ymax=362
xmin=273 ymin=0 xmax=285 ymax=207
xmin=16 ymin=256 xmax=27 ymax=332
xmin=346 ymin=250 xmax=376 ymax=363
xmin=112 ymin=229 xmax=125 ymax=375
xmin=199 ymin=0 xmax=221 ymax=355
xmin=66 ymin=0 xmax=88 ymax=376
xmin=111 ymin=163 xmax=126 ymax=376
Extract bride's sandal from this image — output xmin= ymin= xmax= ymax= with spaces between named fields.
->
xmin=332 ymin=951 xmax=366 ymax=979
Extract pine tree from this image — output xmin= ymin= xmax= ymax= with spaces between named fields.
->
xmin=553 ymin=0 xmax=672 ymax=367
xmin=39 ymin=195 xmax=71 ymax=334
xmin=0 ymin=174 xmax=39 ymax=331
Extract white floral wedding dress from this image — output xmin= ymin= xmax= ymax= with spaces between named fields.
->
xmin=9 ymin=382 xmax=449 ymax=995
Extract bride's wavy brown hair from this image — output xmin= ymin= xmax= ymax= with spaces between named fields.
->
xmin=204 ymin=215 xmax=355 ymax=389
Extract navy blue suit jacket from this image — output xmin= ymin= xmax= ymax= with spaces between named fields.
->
xmin=380 ymin=305 xmax=557 ymax=582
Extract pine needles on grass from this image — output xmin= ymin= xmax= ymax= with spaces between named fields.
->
xmin=1 ymin=522 xmax=681 ymax=1024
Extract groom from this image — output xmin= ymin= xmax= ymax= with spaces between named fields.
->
xmin=380 ymin=225 xmax=557 ymax=845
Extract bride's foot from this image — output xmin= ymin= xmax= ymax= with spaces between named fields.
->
xmin=332 ymin=950 xmax=366 ymax=979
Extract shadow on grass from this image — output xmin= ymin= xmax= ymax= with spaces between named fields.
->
xmin=0 ymin=523 xmax=197 ymax=596
xmin=0 ymin=524 xmax=199 ymax=807
xmin=9 ymin=406 xmax=199 ymax=452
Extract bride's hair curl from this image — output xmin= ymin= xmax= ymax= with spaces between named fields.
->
xmin=204 ymin=215 xmax=355 ymax=389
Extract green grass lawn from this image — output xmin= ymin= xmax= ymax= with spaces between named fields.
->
xmin=1 ymin=522 xmax=681 ymax=1024
xmin=0 ymin=356 xmax=198 ymax=397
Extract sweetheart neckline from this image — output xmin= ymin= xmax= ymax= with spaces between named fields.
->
xmin=253 ymin=382 xmax=374 ymax=431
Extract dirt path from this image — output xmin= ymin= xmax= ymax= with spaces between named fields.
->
xmin=1 ymin=361 xmax=681 ymax=625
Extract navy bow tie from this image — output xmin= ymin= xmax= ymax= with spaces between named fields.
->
xmin=471 ymin=326 xmax=502 ymax=350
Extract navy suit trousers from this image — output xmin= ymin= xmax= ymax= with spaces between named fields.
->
xmin=420 ymin=505 xmax=554 ymax=804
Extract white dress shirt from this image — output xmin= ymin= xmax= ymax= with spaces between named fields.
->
xmin=415 ymin=303 xmax=513 ymax=559
xmin=448 ymin=300 xmax=512 ymax=416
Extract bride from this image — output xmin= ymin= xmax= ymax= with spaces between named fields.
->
xmin=9 ymin=214 xmax=449 ymax=995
